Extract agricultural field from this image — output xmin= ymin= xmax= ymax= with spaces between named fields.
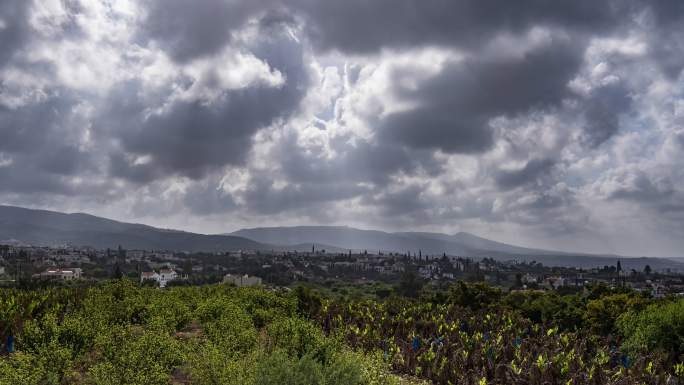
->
xmin=1 ymin=280 xmax=683 ymax=384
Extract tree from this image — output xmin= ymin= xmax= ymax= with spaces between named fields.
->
xmin=514 ymin=273 xmax=523 ymax=288
xmin=113 ymin=264 xmax=123 ymax=279
xmin=644 ymin=265 xmax=652 ymax=275
xmin=183 ymin=258 xmax=193 ymax=276
xmin=397 ymin=269 xmax=424 ymax=298
xmin=618 ymin=298 xmax=684 ymax=360
xmin=449 ymin=281 xmax=502 ymax=310
xmin=584 ymin=293 xmax=646 ymax=335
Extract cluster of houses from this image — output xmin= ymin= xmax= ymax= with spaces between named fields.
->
xmin=139 ymin=267 xmax=262 ymax=288
xmin=140 ymin=268 xmax=181 ymax=288
xmin=32 ymin=268 xmax=83 ymax=281
xmin=1 ymin=244 xmax=683 ymax=297
xmin=222 ymin=274 xmax=262 ymax=287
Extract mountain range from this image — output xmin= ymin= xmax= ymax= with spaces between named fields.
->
xmin=0 ymin=205 xmax=681 ymax=270
xmin=231 ymin=226 xmax=555 ymax=256
xmin=0 ymin=205 xmax=263 ymax=252
xmin=231 ymin=226 xmax=682 ymax=270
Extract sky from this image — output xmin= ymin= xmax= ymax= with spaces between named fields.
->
xmin=1 ymin=0 xmax=683 ymax=257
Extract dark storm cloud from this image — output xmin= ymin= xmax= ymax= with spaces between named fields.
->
xmin=242 ymin=175 xmax=369 ymax=215
xmin=494 ymin=158 xmax=556 ymax=190
xmin=276 ymin=133 xmax=441 ymax=187
xmin=0 ymin=96 xmax=69 ymax=152
xmin=103 ymin=32 xmax=309 ymax=183
xmin=581 ymin=83 xmax=633 ymax=148
xmin=361 ymin=185 xmax=430 ymax=218
xmin=607 ymin=171 xmax=678 ymax=207
xmin=292 ymin=0 xmax=622 ymax=54
xmin=645 ymin=0 xmax=684 ymax=79
xmin=0 ymin=90 xmax=85 ymax=162
xmin=182 ymin=181 xmax=238 ymax=216
xmin=231 ymin=130 xmax=442 ymax=218
xmin=378 ymin=39 xmax=584 ymax=154
xmin=0 ymin=90 xmax=100 ymax=195
xmin=0 ymin=166 xmax=74 ymax=195
xmin=0 ymin=0 xmax=31 ymax=68
xmin=604 ymin=170 xmax=684 ymax=229
xmin=37 ymin=145 xmax=93 ymax=176
xmin=107 ymin=150 xmax=164 ymax=184
xmin=141 ymin=0 xmax=271 ymax=62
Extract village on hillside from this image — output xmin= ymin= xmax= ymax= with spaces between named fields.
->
xmin=0 ymin=243 xmax=682 ymax=297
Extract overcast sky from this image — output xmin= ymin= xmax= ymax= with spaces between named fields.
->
xmin=1 ymin=0 xmax=684 ymax=257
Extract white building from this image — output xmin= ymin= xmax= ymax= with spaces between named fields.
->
xmin=522 ymin=273 xmax=538 ymax=284
xmin=35 ymin=268 xmax=82 ymax=280
xmin=651 ymin=283 xmax=666 ymax=299
xmin=140 ymin=268 xmax=179 ymax=288
xmin=140 ymin=271 xmax=160 ymax=285
xmin=545 ymin=276 xmax=568 ymax=289
xmin=223 ymin=274 xmax=262 ymax=287
xmin=159 ymin=268 xmax=178 ymax=288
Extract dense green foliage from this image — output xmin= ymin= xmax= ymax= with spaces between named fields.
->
xmin=0 ymin=280 xmax=406 ymax=385
xmin=301 ymin=283 xmax=684 ymax=384
xmin=618 ymin=299 xmax=684 ymax=361
xmin=1 ymin=280 xmax=683 ymax=384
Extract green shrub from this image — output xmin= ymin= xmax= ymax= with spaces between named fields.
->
xmin=235 ymin=287 xmax=297 ymax=328
xmin=449 ymin=282 xmax=502 ymax=310
xmin=195 ymin=296 xmax=258 ymax=354
xmin=618 ymin=298 xmax=684 ymax=358
xmin=88 ymin=327 xmax=184 ymax=385
xmin=256 ymin=349 xmax=367 ymax=385
xmin=584 ymin=293 xmax=646 ymax=335
xmin=0 ymin=352 xmax=46 ymax=385
xmin=18 ymin=313 xmax=76 ymax=384
xmin=266 ymin=317 xmax=338 ymax=364
xmin=145 ymin=292 xmax=192 ymax=332
xmin=186 ymin=341 xmax=258 ymax=385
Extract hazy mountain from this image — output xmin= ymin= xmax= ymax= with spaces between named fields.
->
xmin=233 ymin=226 xmax=473 ymax=255
xmin=233 ymin=226 xmax=558 ymax=256
xmin=0 ymin=205 xmax=264 ymax=252
xmin=396 ymin=231 xmax=556 ymax=256
xmin=1 ymin=205 xmax=681 ymax=270
xmin=232 ymin=226 xmax=684 ymax=270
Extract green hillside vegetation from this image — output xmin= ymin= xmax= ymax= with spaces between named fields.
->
xmin=0 ymin=280 xmax=683 ymax=384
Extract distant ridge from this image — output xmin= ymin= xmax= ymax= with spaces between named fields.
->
xmin=233 ymin=225 xmax=563 ymax=256
xmin=0 ymin=205 xmax=264 ymax=252
xmin=232 ymin=226 xmax=684 ymax=270
xmin=0 ymin=205 xmax=681 ymax=270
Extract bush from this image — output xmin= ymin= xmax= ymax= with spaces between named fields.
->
xmin=18 ymin=313 xmax=76 ymax=384
xmin=266 ymin=317 xmax=338 ymax=364
xmin=195 ymin=296 xmax=258 ymax=354
xmin=186 ymin=341 xmax=257 ymax=385
xmin=88 ymin=327 xmax=185 ymax=385
xmin=618 ymin=298 xmax=684 ymax=359
xmin=449 ymin=282 xmax=502 ymax=310
xmin=502 ymin=290 xmax=584 ymax=330
xmin=256 ymin=349 xmax=366 ymax=385
xmin=584 ymin=293 xmax=646 ymax=335
xmin=0 ymin=352 xmax=46 ymax=385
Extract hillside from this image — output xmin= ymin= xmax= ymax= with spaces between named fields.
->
xmin=0 ymin=205 xmax=264 ymax=252
xmin=232 ymin=226 xmax=684 ymax=270
xmin=0 ymin=205 xmax=681 ymax=270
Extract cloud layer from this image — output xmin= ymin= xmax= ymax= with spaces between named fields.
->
xmin=1 ymin=0 xmax=683 ymax=257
